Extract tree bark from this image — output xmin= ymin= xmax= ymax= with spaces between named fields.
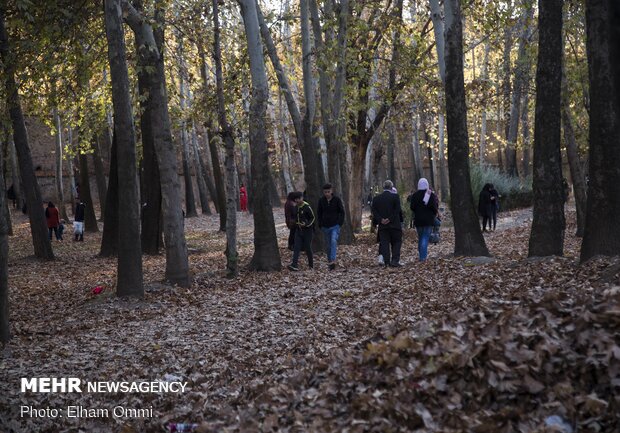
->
xmin=521 ymin=90 xmax=531 ymax=177
xmin=505 ymin=1 xmax=534 ymax=177
xmin=104 ymin=0 xmax=143 ymax=296
xmin=199 ymin=49 xmax=226 ymax=230
xmin=444 ymin=0 xmax=489 ymax=256
xmin=479 ymin=41 xmax=490 ymax=165
xmin=213 ymin=0 xmax=238 ymax=276
xmin=122 ymin=0 xmax=190 ymax=286
xmin=580 ymin=0 xmax=620 ymax=261
xmin=0 ymin=135 xmax=9 ymax=344
xmin=177 ymin=33 xmax=197 ymax=218
xmin=92 ymin=135 xmax=108 ymax=219
xmin=53 ymin=108 xmax=69 ymax=221
xmin=528 ymin=0 xmax=565 ymax=257
xmin=0 ymin=10 xmax=54 ymax=260
xmin=8 ymin=136 xmax=24 ymax=212
xmin=100 ymin=131 xmax=119 ymax=257
xmin=66 ymin=127 xmax=77 ymax=215
xmin=191 ymin=124 xmax=211 ymax=215
xmin=78 ymin=149 xmax=99 ymax=232
xmin=238 ymin=0 xmax=281 ymax=271
xmin=562 ymin=102 xmax=586 ymax=237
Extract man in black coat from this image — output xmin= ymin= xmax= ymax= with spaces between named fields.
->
xmin=371 ymin=180 xmax=403 ymax=267
xmin=317 ymin=183 xmax=345 ymax=270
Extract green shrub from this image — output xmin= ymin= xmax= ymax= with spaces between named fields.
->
xmin=470 ymin=163 xmax=532 ymax=212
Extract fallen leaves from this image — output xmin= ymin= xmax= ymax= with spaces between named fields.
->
xmin=0 ymin=208 xmax=618 ymax=432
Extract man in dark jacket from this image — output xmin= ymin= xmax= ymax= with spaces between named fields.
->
xmin=371 ymin=180 xmax=403 ymax=267
xmin=317 ymin=183 xmax=345 ymax=270
xmin=288 ymin=192 xmax=316 ymax=271
xmin=74 ymin=199 xmax=86 ymax=241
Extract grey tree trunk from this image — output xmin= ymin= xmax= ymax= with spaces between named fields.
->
xmin=100 ymin=131 xmax=119 ymax=257
xmin=580 ymin=0 xmax=620 ymax=261
xmin=78 ymin=149 xmax=99 ymax=232
xmin=479 ymin=41 xmax=490 ymax=165
xmin=0 ymin=134 xmax=9 ymax=344
xmin=562 ymin=103 xmax=586 ymax=237
xmin=444 ymin=0 xmax=489 ymax=257
xmin=505 ymin=2 xmax=534 ymax=177
xmin=177 ymin=34 xmax=197 ymax=218
xmin=501 ymin=27 xmax=513 ymax=171
xmin=8 ymin=136 xmax=23 ymax=212
xmin=92 ymin=135 xmax=108 ymax=219
xmin=521 ymin=90 xmax=531 ymax=177
xmin=122 ymin=0 xmax=190 ymax=286
xmin=191 ymin=124 xmax=211 ymax=215
xmin=53 ymin=108 xmax=69 ymax=221
xmin=199 ymin=50 xmax=226 ymax=230
xmin=411 ymin=106 xmax=423 ymax=182
xmin=278 ymin=94 xmax=295 ymax=193
xmin=104 ymin=0 xmax=143 ymax=296
xmin=66 ymin=127 xmax=77 ymax=215
xmin=528 ymin=0 xmax=565 ymax=257
xmin=213 ymin=0 xmax=238 ymax=276
xmin=197 ymin=127 xmax=218 ymax=213
xmin=136 ymin=36 xmax=163 ymax=255
xmin=0 ymin=11 xmax=53 ymax=260
xmin=238 ymin=0 xmax=281 ymax=271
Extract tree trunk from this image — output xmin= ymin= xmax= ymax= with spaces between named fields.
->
xmin=66 ymin=127 xmax=77 ymax=215
xmin=387 ymin=122 xmax=396 ymax=182
xmin=199 ymin=49 xmax=226 ymax=230
xmin=0 ymin=134 xmax=9 ymax=344
xmin=8 ymin=136 xmax=24 ymax=212
xmin=0 ymin=11 xmax=53 ymax=260
xmin=198 ymin=128 xmax=219 ymax=212
xmin=562 ymin=104 xmax=586 ymax=237
xmin=502 ymin=26 xmax=513 ymax=152
xmin=444 ymin=0 xmax=489 ymax=257
xmin=78 ymin=150 xmax=99 ymax=232
xmin=278 ymin=94 xmax=295 ymax=193
xmin=92 ymin=135 xmax=108 ymax=219
xmin=53 ymin=108 xmax=69 ymax=221
xmin=123 ymin=0 xmax=190 ymax=286
xmin=505 ymin=2 xmax=534 ymax=177
xmin=521 ymin=91 xmax=531 ymax=177
xmin=178 ymin=35 xmax=197 ymax=218
xmin=104 ymin=0 xmax=143 ymax=296
xmin=528 ymin=0 xmax=565 ymax=257
xmin=100 ymin=131 xmax=119 ymax=257
xmin=580 ymin=0 xmax=620 ymax=261
xmin=411 ymin=105 xmax=423 ymax=183
xmin=239 ymin=0 xmax=281 ymax=271
xmin=479 ymin=41 xmax=490 ymax=165
xmin=191 ymin=124 xmax=212 ymax=215
xmin=213 ymin=0 xmax=238 ymax=276
xmin=0 ymin=143 xmax=11 ymax=346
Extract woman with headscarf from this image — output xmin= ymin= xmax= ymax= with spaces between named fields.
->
xmin=410 ymin=178 xmax=439 ymax=261
xmin=478 ymin=183 xmax=493 ymax=232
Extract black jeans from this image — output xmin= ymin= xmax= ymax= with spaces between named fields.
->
xmin=490 ymin=206 xmax=497 ymax=229
xmin=48 ymin=226 xmax=61 ymax=240
xmin=292 ymin=227 xmax=313 ymax=268
xmin=288 ymin=226 xmax=297 ymax=250
xmin=378 ymin=228 xmax=402 ymax=265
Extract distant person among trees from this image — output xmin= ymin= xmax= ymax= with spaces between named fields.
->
xmin=6 ymin=184 xmax=17 ymax=208
xmin=317 ymin=183 xmax=345 ymax=271
xmin=74 ymin=199 xmax=86 ymax=242
xmin=410 ymin=178 xmax=439 ymax=261
xmin=488 ymin=184 xmax=500 ymax=231
xmin=478 ymin=183 xmax=493 ymax=233
xmin=284 ymin=192 xmax=297 ymax=251
xmin=239 ymin=183 xmax=248 ymax=212
xmin=45 ymin=201 xmax=61 ymax=241
xmin=287 ymin=192 xmax=315 ymax=271
xmin=371 ymin=180 xmax=403 ymax=267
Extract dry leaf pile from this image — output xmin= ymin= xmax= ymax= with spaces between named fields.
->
xmin=0 ymin=207 xmax=618 ymax=433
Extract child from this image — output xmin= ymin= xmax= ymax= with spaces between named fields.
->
xmin=58 ymin=219 xmax=65 ymax=241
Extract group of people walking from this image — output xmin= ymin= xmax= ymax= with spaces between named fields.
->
xmin=478 ymin=183 xmax=500 ymax=232
xmin=283 ymin=177 xmax=442 ymax=271
xmin=285 ymin=183 xmax=345 ymax=271
xmin=45 ymin=199 xmax=86 ymax=242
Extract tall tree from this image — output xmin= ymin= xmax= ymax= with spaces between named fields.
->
xmin=104 ymin=0 xmax=143 ymax=296
xmin=580 ymin=0 xmax=620 ymax=261
xmin=78 ymin=148 xmax=99 ymax=232
xmin=122 ymin=0 xmax=190 ymax=286
xmin=92 ymin=135 xmax=108 ymax=218
xmin=238 ymin=0 xmax=281 ymax=271
xmin=528 ymin=0 xmax=565 ymax=257
xmin=191 ymin=124 xmax=212 ymax=215
xmin=52 ymin=107 xmax=69 ymax=221
xmin=0 ymin=136 xmax=9 ymax=344
xmin=100 ymin=132 xmax=119 ymax=257
xmin=0 ymin=9 xmax=54 ymax=260
xmin=444 ymin=0 xmax=489 ymax=256
xmin=213 ymin=0 xmax=238 ymax=276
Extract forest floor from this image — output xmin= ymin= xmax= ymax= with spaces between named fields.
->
xmin=0 ymin=205 xmax=619 ymax=433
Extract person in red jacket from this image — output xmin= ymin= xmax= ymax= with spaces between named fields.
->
xmin=239 ymin=184 xmax=248 ymax=212
xmin=45 ymin=201 xmax=61 ymax=241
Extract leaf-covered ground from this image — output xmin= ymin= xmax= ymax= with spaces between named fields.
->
xmin=0 ymin=206 xmax=618 ymax=432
